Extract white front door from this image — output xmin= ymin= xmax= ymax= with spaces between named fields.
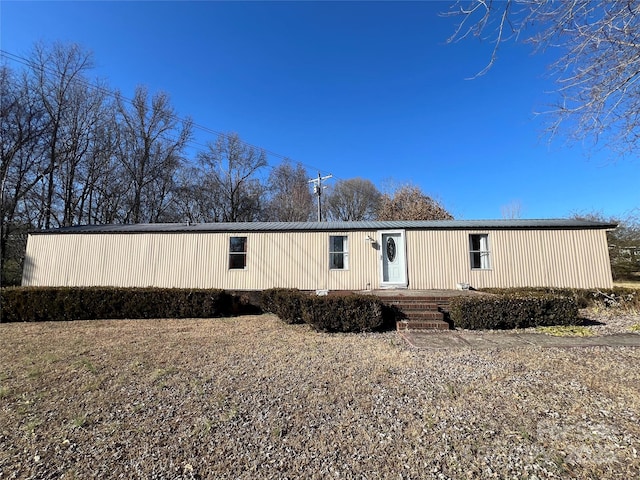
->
xmin=380 ymin=231 xmax=407 ymax=287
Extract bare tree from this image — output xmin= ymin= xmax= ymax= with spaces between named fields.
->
xmin=377 ymin=184 xmax=453 ymax=221
xmin=29 ymin=42 xmax=96 ymax=228
xmin=0 ymin=65 xmax=46 ymax=284
xmin=115 ymin=86 xmax=192 ymax=223
xmin=445 ymin=1 xmax=640 ymax=153
xmin=4 ymin=43 xmax=124 ymax=232
xmin=265 ymin=160 xmax=313 ymax=221
xmin=170 ymin=166 xmax=209 ymax=223
xmin=198 ymin=133 xmax=267 ymax=222
xmin=326 ymin=177 xmax=381 ymax=221
xmin=75 ymin=107 xmax=127 ymax=225
xmin=1 ymin=65 xmax=44 ymax=224
xmin=55 ymin=80 xmax=112 ymax=226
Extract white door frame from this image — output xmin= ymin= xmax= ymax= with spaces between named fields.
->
xmin=378 ymin=229 xmax=408 ymax=288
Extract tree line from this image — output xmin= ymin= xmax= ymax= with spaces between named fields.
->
xmin=1 ymin=42 xmax=451 ymax=285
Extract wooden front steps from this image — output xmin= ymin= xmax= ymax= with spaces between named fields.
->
xmin=382 ymin=296 xmax=451 ymax=331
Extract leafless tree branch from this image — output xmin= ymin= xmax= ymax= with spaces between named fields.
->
xmin=446 ymin=0 xmax=640 ymax=154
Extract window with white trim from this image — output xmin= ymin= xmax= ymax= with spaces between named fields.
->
xmin=229 ymin=236 xmax=247 ymax=269
xmin=469 ymin=234 xmax=491 ymax=270
xmin=329 ymin=235 xmax=349 ymax=270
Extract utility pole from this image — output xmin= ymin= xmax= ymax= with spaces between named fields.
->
xmin=308 ymin=172 xmax=332 ymax=221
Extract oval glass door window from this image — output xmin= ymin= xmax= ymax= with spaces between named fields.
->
xmin=386 ymin=237 xmax=396 ymax=262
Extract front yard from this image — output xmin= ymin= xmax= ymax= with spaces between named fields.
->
xmin=1 ymin=315 xmax=639 ymax=479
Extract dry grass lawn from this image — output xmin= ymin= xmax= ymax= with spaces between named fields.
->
xmin=1 ymin=315 xmax=639 ymax=479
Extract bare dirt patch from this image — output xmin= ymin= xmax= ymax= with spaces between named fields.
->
xmin=1 ymin=315 xmax=639 ymax=479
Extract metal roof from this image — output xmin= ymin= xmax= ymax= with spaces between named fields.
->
xmin=33 ymin=219 xmax=618 ymax=234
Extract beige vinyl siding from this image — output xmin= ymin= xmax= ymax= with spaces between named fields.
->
xmin=23 ymin=227 xmax=613 ymax=290
xmin=23 ymin=230 xmax=381 ymax=290
xmin=406 ymin=228 xmax=613 ymax=289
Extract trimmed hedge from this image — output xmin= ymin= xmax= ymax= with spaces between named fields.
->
xmin=261 ymin=289 xmax=387 ymax=332
xmin=302 ymin=295 xmax=385 ymax=333
xmin=260 ymin=288 xmax=307 ymax=324
xmin=1 ymin=286 xmax=389 ymax=332
xmin=449 ymin=294 xmax=579 ymax=330
xmin=0 ymin=287 xmax=240 ymax=323
xmin=480 ymin=287 xmax=640 ymax=310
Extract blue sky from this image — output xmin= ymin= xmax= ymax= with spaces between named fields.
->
xmin=2 ymin=1 xmax=638 ymax=220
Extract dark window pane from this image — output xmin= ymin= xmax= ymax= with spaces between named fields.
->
xmin=470 ymin=235 xmax=481 ymax=251
xmin=230 ymin=237 xmax=247 ymax=253
xmin=330 ymin=253 xmax=344 ymax=269
xmin=330 ymin=236 xmax=344 ymax=252
xmin=229 ymin=253 xmax=246 ymax=269
xmin=471 ymin=252 xmax=481 ymax=269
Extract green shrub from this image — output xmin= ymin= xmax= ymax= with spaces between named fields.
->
xmin=480 ymin=287 xmax=640 ymax=310
xmin=262 ymin=290 xmax=386 ymax=332
xmin=260 ymin=288 xmax=281 ymax=313
xmin=0 ymin=287 xmax=237 ymax=323
xmin=301 ymin=295 xmax=385 ymax=333
xmin=449 ymin=294 xmax=579 ymax=330
xmin=260 ymin=288 xmax=307 ymax=324
xmin=480 ymin=288 xmax=591 ymax=308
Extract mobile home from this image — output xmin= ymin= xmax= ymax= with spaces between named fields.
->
xmin=22 ymin=219 xmax=615 ymax=290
